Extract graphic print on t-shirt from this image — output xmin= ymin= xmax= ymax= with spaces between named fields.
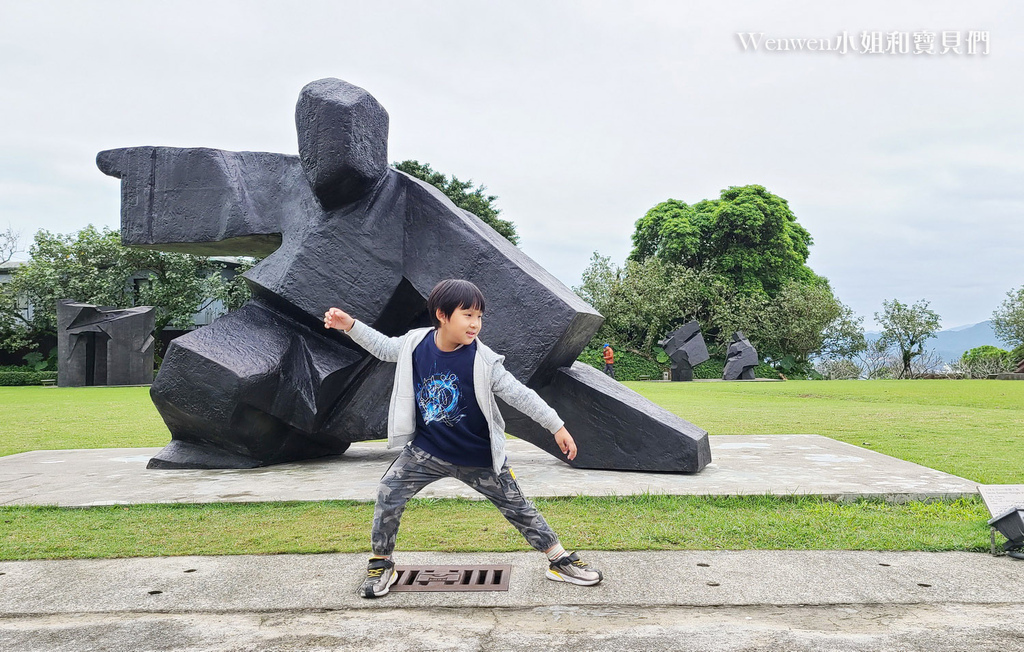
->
xmin=417 ymin=366 xmax=466 ymax=427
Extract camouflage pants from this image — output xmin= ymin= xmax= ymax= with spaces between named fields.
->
xmin=372 ymin=443 xmax=560 ymax=556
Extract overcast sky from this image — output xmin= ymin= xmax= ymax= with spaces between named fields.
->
xmin=2 ymin=1 xmax=1021 ymax=330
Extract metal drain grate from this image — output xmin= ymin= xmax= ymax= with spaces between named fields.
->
xmin=389 ymin=565 xmax=512 ymax=592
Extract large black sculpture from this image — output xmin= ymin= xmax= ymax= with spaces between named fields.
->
xmin=97 ymin=78 xmax=711 ymax=473
xmin=57 ymin=300 xmax=155 ymax=387
xmin=658 ymin=321 xmax=710 ymax=381
xmin=723 ymin=331 xmax=758 ymax=380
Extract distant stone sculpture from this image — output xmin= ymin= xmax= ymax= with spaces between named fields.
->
xmin=723 ymin=331 xmax=758 ymax=380
xmin=97 ymin=78 xmax=711 ymax=473
xmin=658 ymin=321 xmax=710 ymax=381
xmin=57 ymin=300 xmax=155 ymax=387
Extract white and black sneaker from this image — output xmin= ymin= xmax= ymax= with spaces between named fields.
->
xmin=546 ymin=552 xmax=603 ymax=586
xmin=360 ymin=557 xmax=398 ymax=598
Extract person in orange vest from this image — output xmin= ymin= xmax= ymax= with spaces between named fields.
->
xmin=602 ymin=343 xmax=615 ymax=379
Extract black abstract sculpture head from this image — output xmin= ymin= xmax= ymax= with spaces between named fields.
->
xmin=296 ymin=79 xmax=390 ymax=209
xmin=57 ymin=300 xmax=155 ymax=387
xmin=97 ymin=78 xmax=711 ymax=473
xmin=658 ymin=321 xmax=710 ymax=382
xmin=723 ymin=331 xmax=758 ymax=380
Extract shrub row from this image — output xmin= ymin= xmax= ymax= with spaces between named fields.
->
xmin=576 ymin=348 xmax=779 ymax=382
xmin=692 ymin=358 xmax=779 ymax=380
xmin=577 ymin=346 xmax=667 ymax=381
xmin=0 ymin=371 xmax=59 ymax=386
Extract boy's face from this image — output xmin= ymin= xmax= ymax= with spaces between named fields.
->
xmin=436 ymin=304 xmax=483 ymax=347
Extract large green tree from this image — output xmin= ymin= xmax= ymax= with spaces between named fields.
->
xmin=609 ymin=184 xmax=862 ymax=371
xmin=575 ymin=253 xmax=862 ymax=368
xmin=393 ymin=160 xmax=519 ymax=245
xmin=992 ymin=284 xmax=1024 ymax=348
xmin=630 ymin=185 xmax=816 ymax=296
xmin=875 ymin=299 xmax=942 ymax=379
xmin=0 ymin=225 xmax=245 ymax=354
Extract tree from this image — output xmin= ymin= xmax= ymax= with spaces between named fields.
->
xmin=874 ymin=299 xmax=941 ymax=379
xmin=857 ymin=337 xmax=897 ymax=380
xmin=1 ymin=225 xmax=18 ymax=264
xmin=576 ymin=251 xmax=864 ymax=370
xmin=0 ymin=225 xmax=241 ymax=354
xmin=593 ymin=184 xmax=864 ymax=372
xmin=706 ymin=278 xmax=864 ymax=374
xmin=752 ymin=280 xmax=866 ymax=369
xmin=814 ymin=358 xmax=863 ymax=380
xmin=393 ymin=160 xmax=519 ymax=245
xmin=992 ymin=285 xmax=1024 ymax=348
xmin=575 ymin=253 xmax=724 ymax=354
xmin=629 ymin=185 xmax=817 ymax=296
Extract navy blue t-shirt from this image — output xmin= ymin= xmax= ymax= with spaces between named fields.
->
xmin=411 ymin=332 xmax=491 ymax=467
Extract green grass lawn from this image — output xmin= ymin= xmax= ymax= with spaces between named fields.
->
xmin=4 ymin=380 xmax=1021 ymax=483
xmin=0 ymin=380 xmax=1017 ymax=560
xmin=0 ymin=386 xmax=169 ymax=457
xmin=626 ymin=379 xmax=1024 ymax=485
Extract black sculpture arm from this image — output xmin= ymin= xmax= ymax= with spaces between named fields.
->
xmin=398 ymin=174 xmax=604 ymax=385
xmin=96 ymin=146 xmax=316 ymax=257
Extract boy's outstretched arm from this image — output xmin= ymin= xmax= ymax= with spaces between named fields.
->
xmin=324 ymin=307 xmax=355 ymax=332
xmin=553 ymin=426 xmax=578 ymax=460
xmin=324 ymin=307 xmax=403 ymax=363
xmin=491 ymin=360 xmax=578 ymax=460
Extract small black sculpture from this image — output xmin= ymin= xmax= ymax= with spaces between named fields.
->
xmin=97 ymin=78 xmax=711 ymax=473
xmin=658 ymin=321 xmax=710 ymax=381
xmin=57 ymin=300 xmax=155 ymax=387
xmin=723 ymin=331 xmax=758 ymax=380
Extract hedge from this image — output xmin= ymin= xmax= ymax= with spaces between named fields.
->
xmin=576 ymin=348 xmax=779 ymax=381
xmin=0 ymin=371 xmax=59 ymax=386
xmin=577 ymin=346 xmax=667 ymax=381
xmin=691 ymin=357 xmax=779 ymax=380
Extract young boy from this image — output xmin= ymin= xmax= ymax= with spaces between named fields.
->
xmin=324 ymin=279 xmax=603 ymax=598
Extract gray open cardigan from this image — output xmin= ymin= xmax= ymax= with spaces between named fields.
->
xmin=345 ymin=321 xmax=564 ymax=475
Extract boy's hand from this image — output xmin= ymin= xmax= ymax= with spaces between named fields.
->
xmin=553 ymin=427 xmax=577 ymax=460
xmin=324 ymin=307 xmax=355 ymax=332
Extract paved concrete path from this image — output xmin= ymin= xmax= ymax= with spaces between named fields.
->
xmin=2 ymin=550 xmax=1023 ymax=651
xmin=2 ymin=435 xmax=1015 ymax=651
xmin=0 ymin=435 xmax=978 ymax=506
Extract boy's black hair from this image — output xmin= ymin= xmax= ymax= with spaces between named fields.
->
xmin=426 ymin=279 xmax=485 ymax=327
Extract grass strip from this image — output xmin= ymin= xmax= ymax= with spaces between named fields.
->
xmin=0 ymin=495 xmax=990 ymax=561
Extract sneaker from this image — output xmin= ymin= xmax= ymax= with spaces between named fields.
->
xmin=360 ymin=557 xmax=398 ymax=598
xmin=546 ymin=552 xmax=603 ymax=586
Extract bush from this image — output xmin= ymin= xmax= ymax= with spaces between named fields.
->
xmin=957 ymin=345 xmax=1015 ymax=378
xmin=692 ymin=358 xmax=725 ymax=379
xmin=0 ymin=370 xmax=59 ymax=386
xmin=577 ymin=346 xmax=667 ymax=381
xmin=814 ymin=358 xmax=863 ymax=380
xmin=1010 ymin=344 xmax=1024 ymax=366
